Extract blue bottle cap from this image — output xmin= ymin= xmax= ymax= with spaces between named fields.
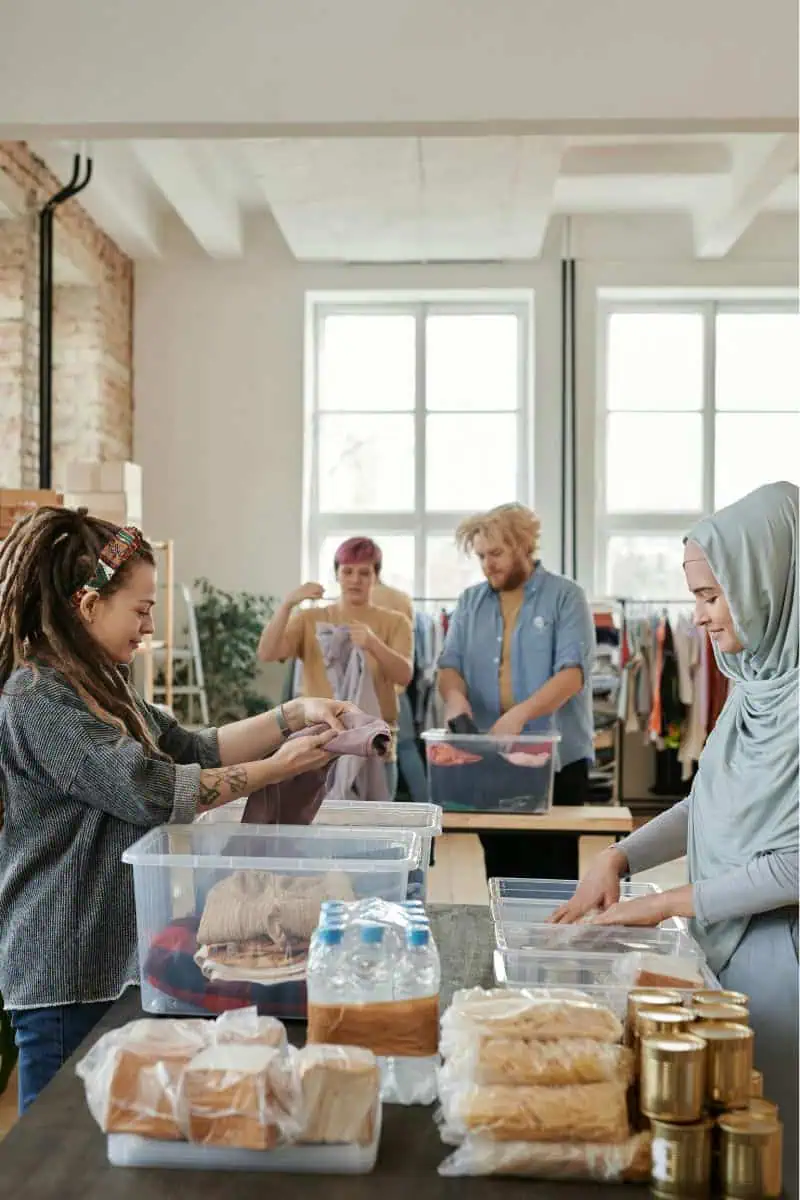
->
xmin=360 ymin=923 xmax=385 ymax=944
xmin=408 ymin=926 xmax=430 ymax=947
xmin=319 ymin=925 xmax=344 ymax=945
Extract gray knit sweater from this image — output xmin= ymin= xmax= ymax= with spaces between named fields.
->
xmin=0 ymin=664 xmax=219 ymax=1010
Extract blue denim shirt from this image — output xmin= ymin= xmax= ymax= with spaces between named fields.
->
xmin=437 ymin=565 xmax=596 ymax=770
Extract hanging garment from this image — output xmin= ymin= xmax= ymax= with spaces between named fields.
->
xmin=242 ymin=712 xmax=392 ymax=823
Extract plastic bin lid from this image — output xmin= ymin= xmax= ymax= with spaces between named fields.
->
xmin=422 ymin=729 xmax=561 ymax=744
xmin=122 ymin=823 xmax=422 ymax=871
xmin=318 ymin=800 xmax=443 ymax=834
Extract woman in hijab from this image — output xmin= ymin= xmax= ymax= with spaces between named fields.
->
xmin=553 ymin=481 xmax=798 ymax=1194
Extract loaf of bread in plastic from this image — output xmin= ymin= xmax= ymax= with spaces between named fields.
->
xmin=296 ymin=1044 xmax=380 ymax=1145
xmin=180 ymin=1044 xmax=300 ymax=1150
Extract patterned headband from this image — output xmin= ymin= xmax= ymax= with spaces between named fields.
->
xmin=72 ymin=526 xmax=144 ymax=607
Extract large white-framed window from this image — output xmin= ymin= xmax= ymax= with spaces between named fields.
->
xmin=596 ymin=300 xmax=800 ymax=600
xmin=305 ymin=297 xmax=533 ymax=604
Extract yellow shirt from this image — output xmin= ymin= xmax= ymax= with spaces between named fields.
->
xmin=284 ymin=603 xmax=413 ymax=728
xmin=498 ymin=587 xmax=526 ymax=714
xmin=371 ymin=582 xmax=414 ymax=625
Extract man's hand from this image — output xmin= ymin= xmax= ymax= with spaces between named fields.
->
xmin=489 ymin=704 xmax=529 ymax=739
xmin=348 ymin=622 xmax=376 ymax=651
xmin=444 ymin=692 xmax=473 ymax=722
xmin=298 ymin=697 xmax=359 ymax=733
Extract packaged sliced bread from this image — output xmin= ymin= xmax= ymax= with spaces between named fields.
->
xmin=441 ymin=988 xmax=623 ymax=1049
xmin=180 ymin=1044 xmax=301 ymax=1150
xmin=213 ymin=1007 xmax=287 ymax=1051
xmin=439 ymin=1079 xmax=630 ymax=1144
xmin=296 ymin=1044 xmax=380 ymax=1145
xmin=613 ymin=952 xmax=705 ymax=992
xmin=76 ymin=1018 xmax=212 ymax=1139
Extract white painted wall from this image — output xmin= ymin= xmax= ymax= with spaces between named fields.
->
xmin=134 ymin=211 xmax=798 ymax=606
xmin=2 ymin=0 xmax=797 ymax=133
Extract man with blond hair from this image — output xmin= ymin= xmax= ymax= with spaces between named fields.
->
xmin=437 ymin=503 xmax=595 ymax=879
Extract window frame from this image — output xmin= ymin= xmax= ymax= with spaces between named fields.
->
xmin=306 ymin=296 xmax=533 ymax=601
xmin=595 ymin=297 xmax=798 ymax=597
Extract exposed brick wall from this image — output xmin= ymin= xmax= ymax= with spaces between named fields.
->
xmin=0 ymin=142 xmax=133 ymax=489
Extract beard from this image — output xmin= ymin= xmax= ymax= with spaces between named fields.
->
xmin=489 ymin=557 xmax=532 ymax=592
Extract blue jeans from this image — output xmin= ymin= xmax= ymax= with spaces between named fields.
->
xmin=384 ymin=760 xmax=399 ymax=800
xmin=11 ymin=1001 xmax=112 ymax=1114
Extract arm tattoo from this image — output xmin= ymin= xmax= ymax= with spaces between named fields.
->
xmin=198 ymin=765 xmax=249 ymax=807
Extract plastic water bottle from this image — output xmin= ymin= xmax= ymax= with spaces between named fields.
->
xmin=350 ymin=923 xmax=393 ymax=1087
xmin=306 ymin=924 xmax=347 ymax=1005
xmin=392 ymin=925 xmax=441 ymax=1105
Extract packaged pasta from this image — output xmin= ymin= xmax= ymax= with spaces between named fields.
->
xmin=441 ymin=987 xmax=623 ymax=1050
xmin=439 ymin=1079 xmax=631 ymax=1144
xmin=438 ymin=1131 xmax=652 ymax=1180
xmin=440 ymin=1035 xmax=633 ymax=1088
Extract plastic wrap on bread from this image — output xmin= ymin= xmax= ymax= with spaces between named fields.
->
xmin=178 ymin=1044 xmax=301 ymax=1150
xmin=440 ymin=1035 xmax=634 ymax=1088
xmin=438 ymin=1079 xmax=630 ymax=1144
xmin=296 ymin=1045 xmax=380 ymax=1145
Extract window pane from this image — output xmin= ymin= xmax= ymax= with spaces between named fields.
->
xmin=714 ymin=413 xmax=800 ymax=509
xmin=318 ymin=534 xmax=415 ymax=597
xmin=425 ymin=535 xmax=484 ymax=603
xmin=606 ymin=536 xmax=688 ymax=601
xmin=716 ymin=312 xmax=800 ymax=412
xmin=426 ymin=313 xmax=519 ymax=411
xmin=317 ymin=414 xmax=414 ymax=512
xmin=319 ymin=314 xmax=415 ymax=411
xmin=605 ymin=413 xmax=703 ymax=513
xmin=606 ymin=312 xmax=704 ymax=411
xmin=426 ymin=413 xmax=517 ymax=511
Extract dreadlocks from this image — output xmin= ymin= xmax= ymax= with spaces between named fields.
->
xmin=0 ymin=505 xmax=166 ymax=763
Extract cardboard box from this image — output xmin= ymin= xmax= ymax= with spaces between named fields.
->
xmin=0 ymin=489 xmax=63 ymax=538
xmin=63 ymin=492 xmax=142 ymax=527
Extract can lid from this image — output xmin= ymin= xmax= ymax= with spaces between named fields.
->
xmin=641 ymin=1033 xmax=706 ymax=1055
xmin=693 ymin=1021 xmax=753 ymax=1041
xmin=637 ymin=1007 xmax=693 ymax=1025
xmin=693 ymin=988 xmax=749 ymax=1007
xmin=718 ymin=1111 xmax=782 ymax=1134
xmin=748 ymin=1098 xmax=780 ymax=1119
xmin=689 ymin=1003 xmax=748 ymax=1021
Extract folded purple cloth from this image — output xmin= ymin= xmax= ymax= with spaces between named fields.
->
xmin=242 ymin=711 xmax=391 ymax=824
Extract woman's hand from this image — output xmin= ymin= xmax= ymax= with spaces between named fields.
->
xmin=269 ymin=730 xmax=336 ymax=779
xmin=294 ymin=697 xmax=359 ymax=733
xmin=287 ymin=581 xmax=325 ymax=607
xmin=548 ymin=847 xmax=628 ymax=923
xmin=591 ymin=892 xmax=669 ymax=928
xmin=348 ymin=622 xmax=376 ymax=651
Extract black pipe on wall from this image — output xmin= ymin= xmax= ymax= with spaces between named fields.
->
xmin=559 ymin=256 xmax=578 ymax=578
xmin=38 ymin=153 xmax=93 ymax=489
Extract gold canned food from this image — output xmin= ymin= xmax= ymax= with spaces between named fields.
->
xmin=650 ymin=1116 xmax=713 ymax=1199
xmin=693 ymin=1023 xmax=753 ymax=1111
xmin=750 ymin=1070 xmax=763 ymax=1098
xmin=625 ymin=988 xmax=683 ymax=1046
xmin=689 ymin=1002 xmax=749 ymax=1026
xmin=641 ymin=1033 xmax=707 ymax=1123
xmin=748 ymin=1097 xmax=779 ymax=1121
xmin=718 ymin=1111 xmax=782 ymax=1199
xmin=693 ymin=988 xmax=749 ymax=1009
xmin=635 ymin=1008 xmax=695 ymax=1073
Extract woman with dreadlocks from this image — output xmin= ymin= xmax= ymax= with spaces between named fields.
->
xmin=0 ymin=507 xmax=357 ymax=1112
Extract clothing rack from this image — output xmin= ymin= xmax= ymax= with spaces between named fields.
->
xmin=615 ymin=596 xmax=693 ymax=810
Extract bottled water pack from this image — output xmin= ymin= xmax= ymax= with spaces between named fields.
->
xmin=306 ymin=900 xmax=441 ymax=1106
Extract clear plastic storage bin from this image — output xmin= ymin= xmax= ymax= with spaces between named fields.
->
xmin=195 ymin=799 xmax=443 ymax=901
xmin=494 ymin=921 xmax=704 ymax=959
xmin=493 ymin=948 xmax=718 ymax=1016
xmin=489 ymin=876 xmax=685 ymax=933
xmin=422 ymin=731 xmax=560 ymax=814
xmin=123 ymin=824 xmax=420 ymax=1018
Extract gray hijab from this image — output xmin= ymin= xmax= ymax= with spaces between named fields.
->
xmin=686 ymin=481 xmax=798 ymax=972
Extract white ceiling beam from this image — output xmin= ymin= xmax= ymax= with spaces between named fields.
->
xmin=134 ymin=140 xmax=242 ymax=258
xmin=563 ymin=141 xmax=730 ymax=177
xmin=29 ymin=141 xmax=163 ymax=259
xmin=694 ymin=133 xmax=798 ymax=257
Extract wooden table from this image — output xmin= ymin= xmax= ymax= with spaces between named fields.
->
xmin=0 ymin=905 xmax=651 ymax=1200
